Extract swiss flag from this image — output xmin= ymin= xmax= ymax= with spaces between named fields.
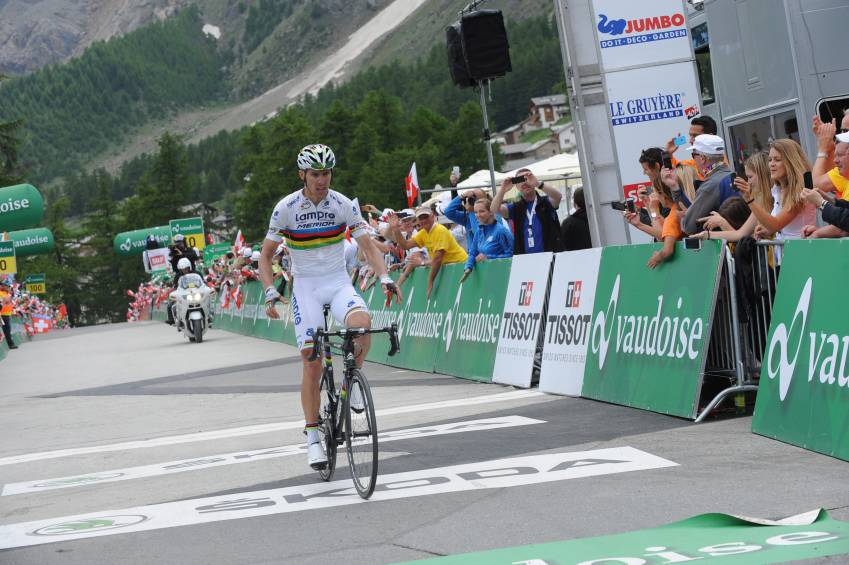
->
xmin=233 ymin=285 xmax=243 ymax=309
xmin=233 ymin=229 xmax=246 ymax=253
xmin=31 ymin=314 xmax=52 ymax=334
xmin=405 ymin=163 xmax=419 ymax=208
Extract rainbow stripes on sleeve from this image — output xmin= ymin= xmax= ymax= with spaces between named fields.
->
xmin=281 ymin=224 xmax=346 ymax=251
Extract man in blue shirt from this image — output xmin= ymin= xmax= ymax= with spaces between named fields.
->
xmin=491 ymin=169 xmax=564 ymax=254
xmin=460 ymin=198 xmax=514 ymax=282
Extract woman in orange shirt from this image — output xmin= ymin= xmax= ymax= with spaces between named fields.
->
xmin=647 ymin=167 xmax=685 ymax=269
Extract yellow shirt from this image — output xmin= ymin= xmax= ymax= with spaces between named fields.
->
xmin=0 ymin=289 xmax=12 ymax=316
xmin=412 ymin=224 xmax=468 ymax=265
xmin=826 ymin=167 xmax=849 ymax=200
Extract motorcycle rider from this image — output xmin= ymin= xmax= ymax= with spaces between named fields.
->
xmin=168 ymin=257 xmax=195 ymax=327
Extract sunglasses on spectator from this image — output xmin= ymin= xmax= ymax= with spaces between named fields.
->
xmin=840 ymin=128 xmax=849 ymax=134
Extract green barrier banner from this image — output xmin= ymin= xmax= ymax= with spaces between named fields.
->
xmin=114 ymin=226 xmax=172 ymax=256
xmin=23 ymin=273 xmax=46 ymax=294
xmin=0 ymin=184 xmax=44 ymax=231
xmin=169 ymin=217 xmax=206 ymax=251
xmin=393 ymin=509 xmax=849 ymax=565
xmin=752 ymin=240 xmax=849 ymax=462
xmin=432 ymin=259 xmax=510 ymax=383
xmin=8 ymin=228 xmax=54 ymax=257
xmin=203 ymin=243 xmax=231 ymax=265
xmin=582 ymin=241 xmax=723 ymax=419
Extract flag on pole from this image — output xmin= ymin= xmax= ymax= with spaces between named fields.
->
xmin=233 ymin=229 xmax=245 ymax=253
xmin=405 ymin=163 xmax=419 ymax=208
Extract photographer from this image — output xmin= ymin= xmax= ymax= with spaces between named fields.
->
xmin=168 ymin=234 xmax=199 ymax=273
xmin=491 ymin=168 xmax=563 ymax=254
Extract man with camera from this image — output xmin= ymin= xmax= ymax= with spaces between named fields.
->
xmin=491 ymin=169 xmax=564 ymax=254
xmin=168 ymin=234 xmax=199 ymax=275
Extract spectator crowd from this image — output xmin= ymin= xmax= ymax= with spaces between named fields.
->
xmin=0 ymin=277 xmax=69 ymax=351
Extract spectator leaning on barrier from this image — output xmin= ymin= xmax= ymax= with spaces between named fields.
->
xmin=647 ymin=167 xmax=685 ymax=269
xmin=742 ymin=139 xmax=816 ymax=242
xmin=802 ymin=131 xmax=849 ymax=236
xmin=681 ymin=134 xmax=734 ymax=235
xmin=812 ymin=111 xmax=849 ymax=199
xmin=0 ymin=280 xmax=17 ymax=350
xmin=386 ymin=206 xmax=467 ymax=299
xmin=694 ymin=151 xmax=774 ymax=242
xmin=460 ymin=197 xmax=514 ymax=282
xmin=492 ymin=168 xmax=563 ymax=254
xmin=560 ymin=187 xmax=592 ymax=251
xmin=666 ymin=115 xmax=718 ymax=179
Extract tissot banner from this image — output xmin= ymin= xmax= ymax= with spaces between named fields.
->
xmin=539 ymin=248 xmax=602 ymax=396
xmin=582 ymin=241 xmax=723 ymax=418
xmin=493 ymin=253 xmax=553 ymax=388
xmin=752 ymin=240 xmax=849 ymax=462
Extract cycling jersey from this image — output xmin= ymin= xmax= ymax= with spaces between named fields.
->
xmin=266 ymin=189 xmax=369 ymax=278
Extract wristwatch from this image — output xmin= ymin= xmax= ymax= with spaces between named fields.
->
xmin=537 ymin=181 xmax=545 ymax=190
xmin=819 ymin=200 xmax=828 ymax=211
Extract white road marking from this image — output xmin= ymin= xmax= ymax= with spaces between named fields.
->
xmin=2 ymin=416 xmax=545 ymax=496
xmin=0 ymin=390 xmax=544 ymax=467
xmin=0 ymin=447 xmax=677 ymax=550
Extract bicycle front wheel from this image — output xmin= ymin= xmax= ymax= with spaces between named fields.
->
xmin=345 ymin=369 xmax=378 ymax=499
xmin=318 ymin=371 xmax=337 ymax=482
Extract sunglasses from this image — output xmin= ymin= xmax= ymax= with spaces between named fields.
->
xmin=840 ymin=128 xmax=849 ymax=134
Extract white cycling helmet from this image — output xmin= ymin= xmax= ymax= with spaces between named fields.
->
xmin=297 ymin=144 xmax=336 ymax=171
xmin=177 ymin=258 xmax=191 ymax=271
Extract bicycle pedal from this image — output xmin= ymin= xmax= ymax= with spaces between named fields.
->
xmin=310 ymin=460 xmax=328 ymax=471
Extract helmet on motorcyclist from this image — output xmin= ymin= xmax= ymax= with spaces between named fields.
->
xmin=177 ymin=258 xmax=192 ymax=273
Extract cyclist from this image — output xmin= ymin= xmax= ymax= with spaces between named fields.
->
xmin=259 ymin=143 xmax=402 ymax=470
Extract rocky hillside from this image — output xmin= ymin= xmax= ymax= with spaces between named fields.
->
xmin=0 ymin=0 xmax=191 ymax=75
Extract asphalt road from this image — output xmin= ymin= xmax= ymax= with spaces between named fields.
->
xmin=0 ymin=322 xmax=847 ymax=564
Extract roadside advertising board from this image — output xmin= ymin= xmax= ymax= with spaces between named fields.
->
xmin=169 ymin=217 xmax=206 ymax=251
xmin=582 ymin=241 xmax=723 ymax=418
xmin=493 ymin=253 xmax=553 ymax=388
xmin=203 ymin=243 xmax=232 ymax=265
xmin=433 ymin=260 xmax=510 ymax=383
xmin=592 ymin=0 xmax=692 ymax=71
xmin=605 ymin=62 xmax=702 ymax=201
xmin=0 ymin=184 xmax=44 ymax=232
xmin=0 ymin=241 xmax=17 ymax=275
xmin=23 ymin=274 xmax=46 ymax=294
xmin=8 ymin=228 xmax=54 ymax=257
xmin=752 ymin=240 xmax=849 ymax=462
xmin=114 ymin=226 xmax=172 ymax=256
xmin=143 ymin=248 xmax=171 ymax=273
xmin=539 ymin=248 xmax=603 ymax=396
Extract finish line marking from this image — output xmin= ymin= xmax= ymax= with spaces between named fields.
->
xmin=0 ymin=447 xmax=677 ymax=550
xmin=0 ymin=390 xmax=544 ymax=467
xmin=2 ymin=416 xmax=545 ymax=496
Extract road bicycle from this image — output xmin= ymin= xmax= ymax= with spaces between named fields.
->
xmin=308 ymin=305 xmax=400 ymax=499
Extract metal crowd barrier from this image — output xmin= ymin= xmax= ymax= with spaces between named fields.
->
xmin=696 ymin=240 xmax=784 ymax=422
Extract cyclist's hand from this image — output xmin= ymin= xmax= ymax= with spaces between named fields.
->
xmin=265 ymin=286 xmax=282 ymax=319
xmin=381 ymin=276 xmax=402 ymax=306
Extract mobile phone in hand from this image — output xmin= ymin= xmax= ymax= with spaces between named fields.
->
xmin=610 ymin=201 xmax=627 ymax=212
xmin=729 ymin=172 xmax=738 ymax=190
xmin=804 ymin=171 xmax=814 ymax=189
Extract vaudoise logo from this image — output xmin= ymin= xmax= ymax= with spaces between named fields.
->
xmin=590 ymin=275 xmax=706 ymax=371
xmin=766 ymin=278 xmax=812 ymax=401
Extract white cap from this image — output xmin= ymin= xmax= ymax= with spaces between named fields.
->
xmin=241 ymin=247 xmax=253 ymax=258
xmin=251 ymin=251 xmax=261 ymax=262
xmin=685 ymin=134 xmax=726 ymax=156
xmin=836 ymin=132 xmax=849 ymax=144
xmin=415 ymin=206 xmax=434 ymax=218
xmin=381 ymin=208 xmax=395 ymax=220
xmin=174 ymin=234 xmax=185 ymax=242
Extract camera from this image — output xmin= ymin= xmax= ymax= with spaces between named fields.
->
xmin=462 ymin=195 xmax=476 ymax=206
xmin=511 ymin=175 xmax=527 ymax=184
xmin=662 ymin=154 xmax=673 ymax=169
xmin=610 ymin=197 xmax=636 ymax=213
xmin=684 ymin=237 xmax=702 ymax=251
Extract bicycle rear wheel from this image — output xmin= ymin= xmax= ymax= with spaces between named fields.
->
xmin=344 ymin=369 xmax=378 ymax=499
xmin=318 ymin=371 xmax=337 ymax=481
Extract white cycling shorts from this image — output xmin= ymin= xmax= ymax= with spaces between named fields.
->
xmin=291 ymin=271 xmax=368 ymax=350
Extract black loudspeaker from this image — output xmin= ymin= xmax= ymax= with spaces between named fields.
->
xmin=460 ymin=10 xmax=511 ymax=82
xmin=446 ymin=23 xmax=474 ymax=88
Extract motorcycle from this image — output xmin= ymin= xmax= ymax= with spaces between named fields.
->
xmin=169 ymin=273 xmax=212 ymax=343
